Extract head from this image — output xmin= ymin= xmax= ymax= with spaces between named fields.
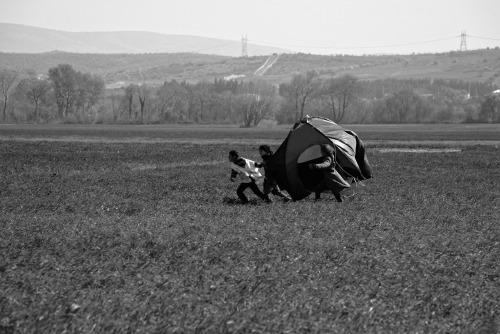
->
xmin=228 ymin=150 xmax=239 ymax=163
xmin=258 ymin=145 xmax=272 ymax=157
xmin=320 ymin=144 xmax=334 ymax=157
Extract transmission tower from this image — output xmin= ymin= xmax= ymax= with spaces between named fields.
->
xmin=460 ymin=30 xmax=467 ymax=51
xmin=241 ymin=34 xmax=248 ymax=57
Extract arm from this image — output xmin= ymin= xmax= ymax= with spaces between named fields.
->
xmin=309 ymin=156 xmax=333 ymax=170
xmin=255 ymin=161 xmax=266 ymax=168
xmin=230 ymin=158 xmax=246 ymax=181
xmin=230 ymin=169 xmax=238 ymax=181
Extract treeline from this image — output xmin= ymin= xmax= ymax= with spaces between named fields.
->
xmin=1 ymin=64 xmax=499 ymax=125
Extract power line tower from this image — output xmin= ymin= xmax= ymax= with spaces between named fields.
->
xmin=460 ymin=30 xmax=467 ymax=51
xmin=241 ymin=34 xmax=248 ymax=57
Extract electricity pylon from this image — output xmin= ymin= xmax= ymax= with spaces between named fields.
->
xmin=460 ymin=30 xmax=467 ymax=51
xmin=241 ymin=34 xmax=248 ymax=57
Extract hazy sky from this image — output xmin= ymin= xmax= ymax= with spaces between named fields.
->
xmin=1 ymin=0 xmax=500 ymax=55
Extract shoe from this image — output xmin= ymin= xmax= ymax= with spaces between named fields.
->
xmin=334 ymin=193 xmax=343 ymax=202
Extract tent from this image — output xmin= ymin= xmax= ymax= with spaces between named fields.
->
xmin=268 ymin=116 xmax=372 ymax=201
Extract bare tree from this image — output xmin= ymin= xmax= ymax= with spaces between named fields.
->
xmin=219 ymin=91 xmax=235 ymax=122
xmin=187 ymin=82 xmax=211 ymax=122
xmin=75 ymin=73 xmax=104 ymax=121
xmin=280 ymin=70 xmax=320 ymax=121
xmin=479 ymin=94 xmax=500 ymax=123
xmin=123 ymin=84 xmax=137 ymax=120
xmin=0 ymin=69 xmax=18 ymax=122
xmin=23 ymin=72 xmax=51 ymax=123
xmin=156 ymin=80 xmax=188 ymax=121
xmin=252 ymin=82 xmax=278 ymax=126
xmin=137 ymin=84 xmax=150 ymax=123
xmin=109 ymin=91 xmax=120 ymax=122
xmin=48 ymin=64 xmax=78 ymax=118
xmin=232 ymin=93 xmax=258 ymax=127
xmin=321 ymin=74 xmax=360 ymax=123
xmin=386 ymin=89 xmax=423 ymax=123
xmin=234 ymin=81 xmax=277 ymax=127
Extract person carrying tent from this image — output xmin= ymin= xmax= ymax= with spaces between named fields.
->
xmin=228 ymin=150 xmax=268 ymax=204
xmin=308 ymin=144 xmax=350 ymax=202
xmin=267 ymin=117 xmax=371 ymax=201
xmin=255 ymin=145 xmax=292 ymax=203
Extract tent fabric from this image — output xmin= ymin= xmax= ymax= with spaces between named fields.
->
xmin=269 ymin=116 xmax=372 ymax=201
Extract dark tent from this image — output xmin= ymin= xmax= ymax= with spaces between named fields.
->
xmin=268 ymin=116 xmax=372 ymax=201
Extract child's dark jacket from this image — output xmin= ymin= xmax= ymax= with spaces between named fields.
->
xmin=310 ymin=156 xmax=350 ymax=193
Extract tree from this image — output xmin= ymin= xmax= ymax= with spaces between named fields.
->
xmin=386 ymin=89 xmax=423 ymax=123
xmin=75 ymin=73 xmax=104 ymax=121
xmin=48 ymin=64 xmax=105 ymax=122
xmin=123 ymin=84 xmax=138 ymax=120
xmin=219 ymin=91 xmax=234 ymax=123
xmin=479 ymin=94 xmax=499 ymax=123
xmin=137 ymin=84 xmax=150 ymax=123
xmin=320 ymin=74 xmax=360 ymax=123
xmin=20 ymin=71 xmax=51 ymax=123
xmin=213 ymin=78 xmax=240 ymax=94
xmin=251 ymin=81 xmax=278 ymax=126
xmin=48 ymin=64 xmax=78 ymax=118
xmin=108 ymin=91 xmax=121 ymax=122
xmin=234 ymin=81 xmax=277 ymax=127
xmin=187 ymin=82 xmax=212 ymax=122
xmin=0 ymin=69 xmax=18 ymax=122
xmin=280 ymin=70 xmax=320 ymax=121
xmin=370 ymin=99 xmax=390 ymax=123
xmin=156 ymin=80 xmax=188 ymax=121
xmin=232 ymin=93 xmax=258 ymax=127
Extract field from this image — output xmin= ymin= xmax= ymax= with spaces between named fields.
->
xmin=0 ymin=124 xmax=499 ymax=333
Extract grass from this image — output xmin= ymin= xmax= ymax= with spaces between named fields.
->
xmin=1 ymin=123 xmax=500 ymax=142
xmin=2 ymin=49 xmax=500 ymax=86
xmin=0 ymin=125 xmax=499 ymax=333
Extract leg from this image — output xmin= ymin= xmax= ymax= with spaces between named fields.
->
xmin=248 ymin=179 xmax=267 ymax=201
xmin=262 ymin=179 xmax=272 ymax=202
xmin=314 ymin=180 xmax=327 ymax=200
xmin=271 ymin=184 xmax=291 ymax=201
xmin=236 ymin=182 xmax=250 ymax=203
xmin=333 ymin=192 xmax=343 ymax=202
xmin=263 ymin=178 xmax=273 ymax=196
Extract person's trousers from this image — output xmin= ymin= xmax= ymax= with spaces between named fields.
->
xmin=264 ymin=179 xmax=291 ymax=200
xmin=237 ymin=180 xmax=266 ymax=203
xmin=314 ymin=180 xmax=342 ymax=202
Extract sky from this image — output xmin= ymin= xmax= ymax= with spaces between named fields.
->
xmin=1 ymin=0 xmax=500 ymax=55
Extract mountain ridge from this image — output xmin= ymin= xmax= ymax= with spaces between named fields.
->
xmin=0 ymin=22 xmax=290 ymax=56
xmin=1 ymin=23 xmax=500 ymax=87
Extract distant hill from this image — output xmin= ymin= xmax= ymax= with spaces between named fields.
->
xmin=1 ymin=22 xmax=499 ymax=88
xmin=0 ymin=23 xmax=290 ymax=57
xmin=2 ymin=49 xmax=500 ymax=88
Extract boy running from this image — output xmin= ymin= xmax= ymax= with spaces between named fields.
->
xmin=228 ymin=150 xmax=267 ymax=204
